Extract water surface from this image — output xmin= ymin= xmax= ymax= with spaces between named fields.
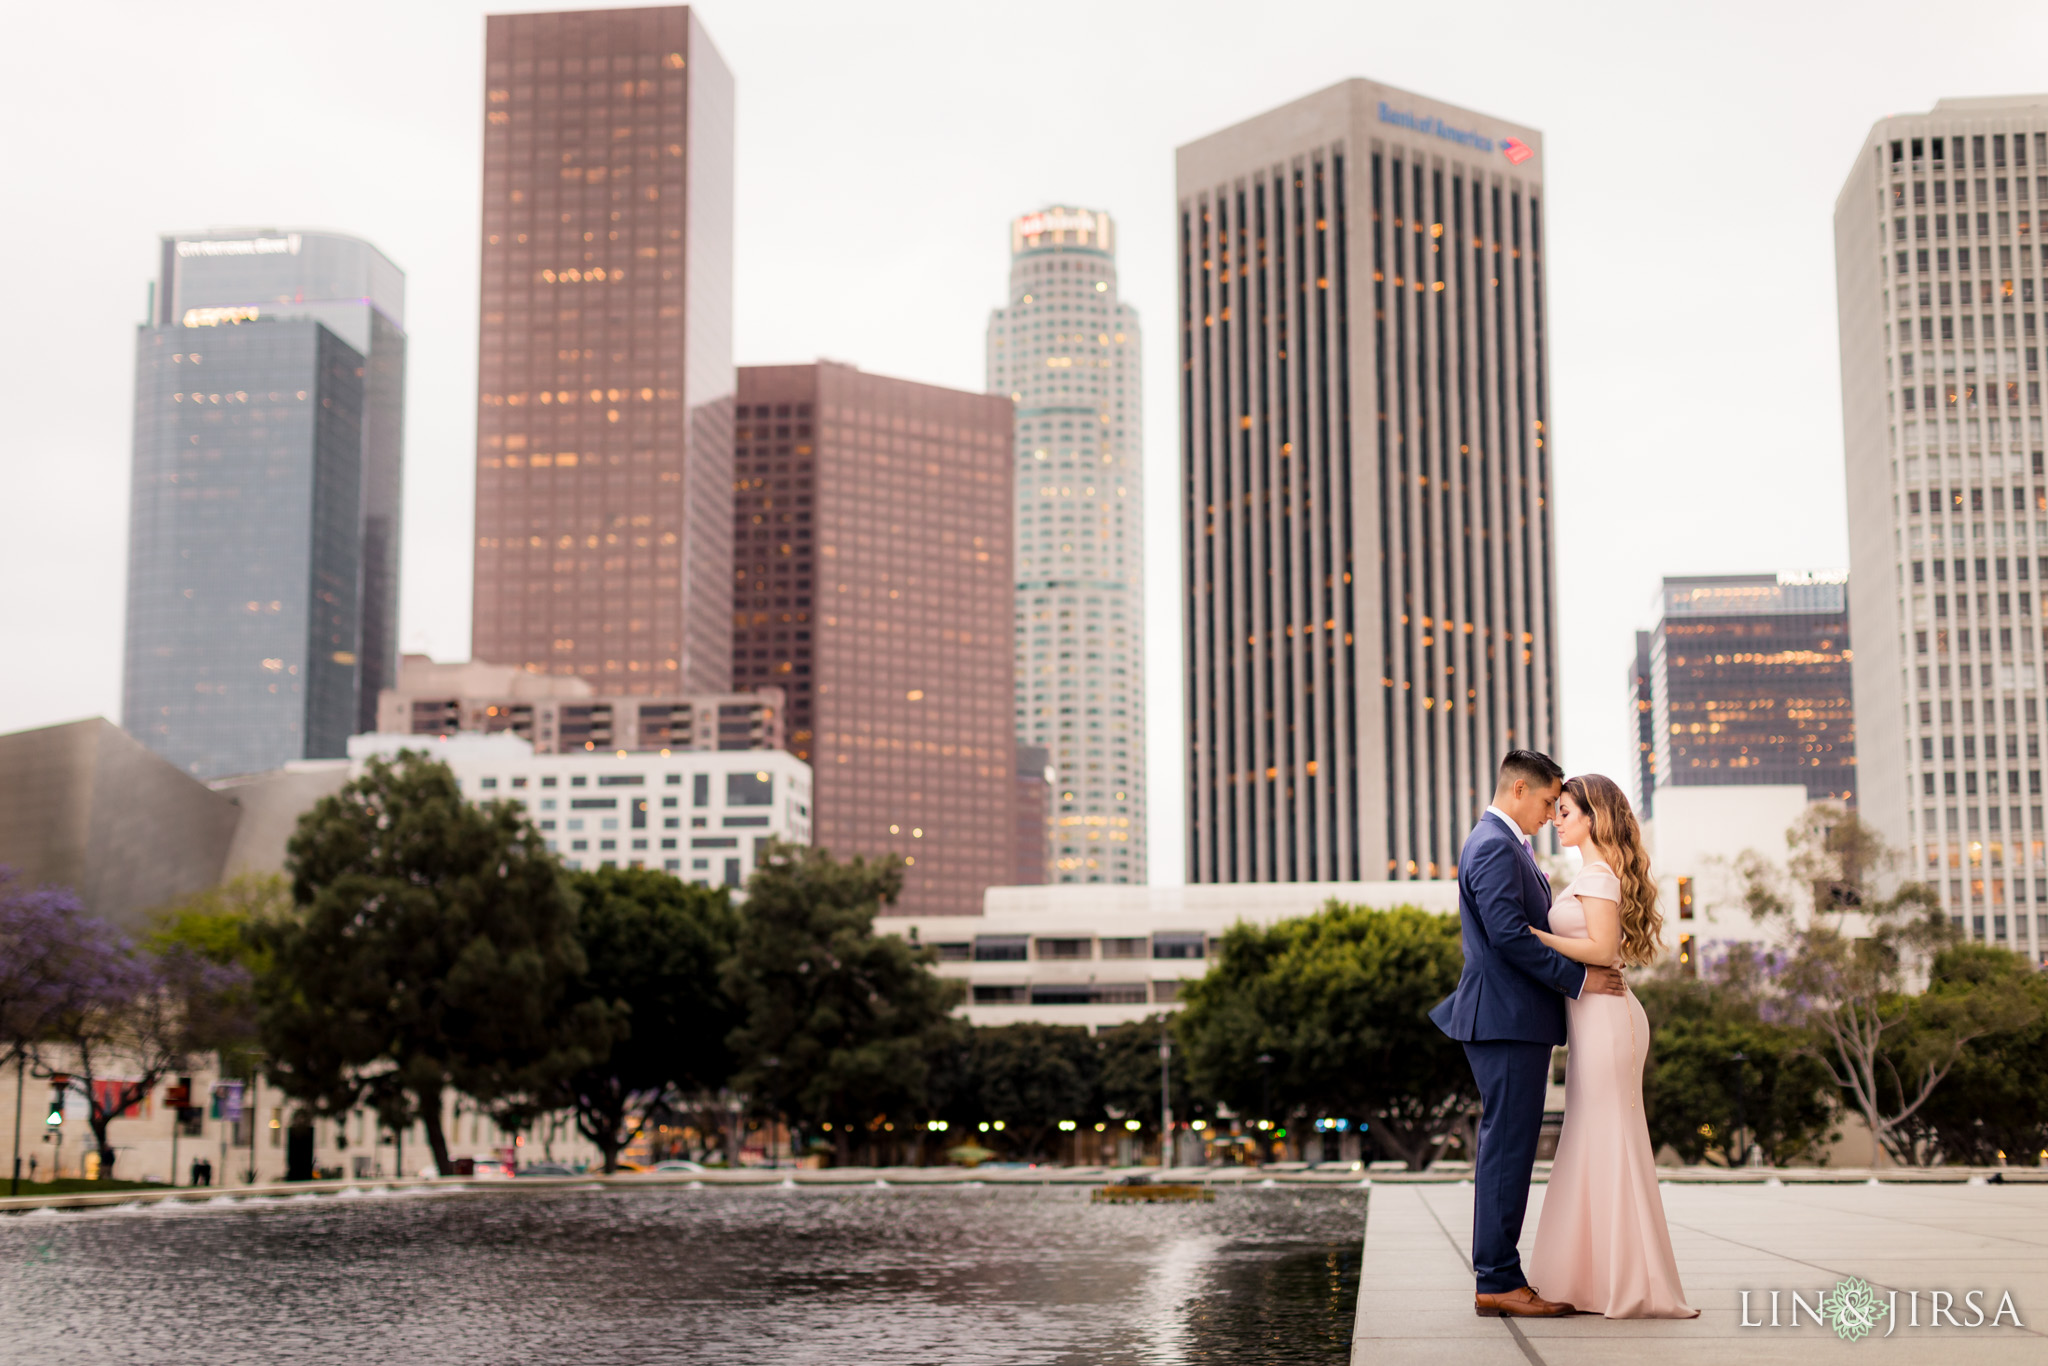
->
xmin=1 ymin=1183 xmax=1364 ymax=1364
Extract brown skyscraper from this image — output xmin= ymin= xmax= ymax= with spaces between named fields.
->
xmin=472 ymin=7 xmax=735 ymax=694
xmin=734 ymin=363 xmax=1015 ymax=915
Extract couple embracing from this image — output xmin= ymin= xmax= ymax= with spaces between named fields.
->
xmin=1429 ymin=749 xmax=1699 ymax=1320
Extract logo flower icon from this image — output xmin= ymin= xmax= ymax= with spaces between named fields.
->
xmin=1818 ymin=1277 xmax=1889 ymax=1341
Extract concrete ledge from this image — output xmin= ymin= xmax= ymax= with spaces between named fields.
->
xmin=5 ymin=1163 xmax=2041 ymax=1214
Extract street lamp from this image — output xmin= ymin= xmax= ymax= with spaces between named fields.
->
xmin=1158 ymin=1025 xmax=1173 ymax=1168
xmin=1256 ymin=1053 xmax=1274 ymax=1165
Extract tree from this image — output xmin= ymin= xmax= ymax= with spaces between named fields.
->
xmin=36 ymin=924 xmax=241 ymax=1181
xmin=554 ymin=867 xmax=739 ymax=1173
xmin=1736 ymin=807 xmax=2040 ymax=1164
xmin=723 ymin=842 xmax=965 ymax=1165
xmin=6 ymin=870 xmax=254 ymax=1179
xmin=1887 ymin=944 xmax=2048 ymax=1165
xmin=1640 ymin=1016 xmax=1838 ymax=1166
xmin=1177 ymin=902 xmax=1474 ymax=1169
xmin=0 ymin=870 xmax=97 ymax=1065
xmin=938 ymin=1024 xmax=1099 ymax=1161
xmin=255 ymin=752 xmax=603 ymax=1175
xmin=1097 ymin=1016 xmax=1191 ymax=1130
xmin=144 ymin=873 xmax=291 ymax=1063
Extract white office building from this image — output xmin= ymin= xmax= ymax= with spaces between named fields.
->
xmin=348 ymin=733 xmax=811 ymax=887
xmin=986 ymin=206 xmax=1147 ymax=884
xmin=885 ymin=880 xmax=1456 ymax=1028
xmin=1177 ymin=81 xmax=1558 ymax=887
xmin=1835 ymin=97 xmax=2048 ymax=959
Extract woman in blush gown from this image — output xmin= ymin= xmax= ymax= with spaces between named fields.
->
xmin=1524 ymin=773 xmax=1698 ymax=1320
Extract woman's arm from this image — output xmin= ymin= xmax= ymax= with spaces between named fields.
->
xmin=1527 ymin=895 xmax=1622 ymax=966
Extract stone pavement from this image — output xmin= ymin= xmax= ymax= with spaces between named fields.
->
xmin=1353 ymin=1179 xmax=2048 ymax=1364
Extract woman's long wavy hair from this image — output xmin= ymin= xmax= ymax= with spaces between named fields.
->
xmin=1562 ymin=773 xmax=1662 ymax=967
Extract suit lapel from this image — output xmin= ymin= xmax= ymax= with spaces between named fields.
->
xmin=1488 ymin=813 xmax=1548 ymax=923
xmin=1488 ymin=812 xmax=1533 ymax=869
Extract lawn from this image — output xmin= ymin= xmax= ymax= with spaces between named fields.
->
xmin=2 ymin=1177 xmax=174 ymax=1198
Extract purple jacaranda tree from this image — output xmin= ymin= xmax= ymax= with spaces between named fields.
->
xmin=2 ymin=868 xmax=249 ymax=1180
xmin=0 ymin=869 xmax=103 ymax=1064
xmin=45 ymin=939 xmax=248 ymax=1182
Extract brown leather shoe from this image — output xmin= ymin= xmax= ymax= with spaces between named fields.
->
xmin=1475 ymin=1285 xmax=1576 ymax=1317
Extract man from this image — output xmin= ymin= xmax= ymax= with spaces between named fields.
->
xmin=1429 ymin=749 xmax=1627 ymax=1318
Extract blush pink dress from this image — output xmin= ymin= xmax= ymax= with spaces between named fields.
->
xmin=1528 ymin=861 xmax=1698 ymax=1319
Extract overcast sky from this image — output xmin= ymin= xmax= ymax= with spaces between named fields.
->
xmin=5 ymin=0 xmax=2045 ymax=883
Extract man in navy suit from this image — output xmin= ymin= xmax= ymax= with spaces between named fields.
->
xmin=1430 ymin=749 xmax=1626 ymax=1318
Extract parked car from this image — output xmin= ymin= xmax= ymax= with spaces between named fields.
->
xmin=651 ymin=1159 xmax=706 ymax=1174
xmin=515 ymin=1162 xmax=577 ymax=1178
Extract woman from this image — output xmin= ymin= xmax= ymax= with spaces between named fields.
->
xmin=1524 ymin=773 xmax=1698 ymax=1319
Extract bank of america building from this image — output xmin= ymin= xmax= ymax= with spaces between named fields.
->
xmin=1178 ymin=80 xmax=1557 ymax=883
xmin=1837 ymin=96 xmax=2048 ymax=957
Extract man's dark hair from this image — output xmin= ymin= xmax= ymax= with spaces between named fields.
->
xmin=1498 ymin=749 xmax=1564 ymax=789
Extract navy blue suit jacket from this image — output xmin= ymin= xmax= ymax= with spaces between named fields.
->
xmin=1429 ymin=813 xmax=1587 ymax=1045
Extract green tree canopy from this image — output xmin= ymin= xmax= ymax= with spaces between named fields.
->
xmin=1177 ymin=901 xmax=1472 ymax=1169
xmin=255 ymin=752 xmax=603 ymax=1174
xmin=144 ymin=872 xmax=292 ymax=1062
xmin=1888 ymin=944 xmax=2048 ymax=1165
xmin=555 ymin=867 xmax=739 ymax=1172
xmin=935 ymin=1023 xmax=1098 ymax=1161
xmin=1640 ymin=1014 xmax=1838 ymax=1166
xmin=1736 ymin=806 xmax=2039 ymax=1163
xmin=723 ymin=842 xmax=964 ymax=1164
xmin=1096 ymin=1016 xmax=1191 ymax=1130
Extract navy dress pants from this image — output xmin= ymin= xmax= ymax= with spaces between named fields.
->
xmin=1462 ymin=1039 xmax=1554 ymax=1295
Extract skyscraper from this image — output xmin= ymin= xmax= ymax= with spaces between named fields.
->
xmin=986 ymin=207 xmax=1146 ymax=883
xmin=1628 ymin=630 xmax=1656 ymax=818
xmin=471 ymin=6 xmax=734 ymax=695
xmin=732 ymin=362 xmax=1016 ymax=916
xmin=1641 ymin=574 xmax=1856 ymax=808
xmin=1177 ymin=80 xmax=1557 ymax=884
xmin=1836 ymin=99 xmax=2048 ymax=955
xmin=124 ymin=229 xmax=405 ymax=778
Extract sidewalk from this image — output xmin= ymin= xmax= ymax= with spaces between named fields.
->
xmin=1352 ymin=1180 xmax=2048 ymax=1364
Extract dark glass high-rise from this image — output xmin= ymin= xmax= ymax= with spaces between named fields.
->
xmin=123 ymin=229 xmax=406 ymax=778
xmin=1648 ymin=575 xmax=1857 ymax=805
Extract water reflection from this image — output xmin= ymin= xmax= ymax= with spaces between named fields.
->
xmin=0 ymin=1185 xmax=1361 ymax=1364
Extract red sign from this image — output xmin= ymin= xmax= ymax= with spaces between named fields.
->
xmin=92 ymin=1080 xmax=149 ymax=1120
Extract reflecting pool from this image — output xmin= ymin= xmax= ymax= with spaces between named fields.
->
xmin=1 ymin=1183 xmax=1364 ymax=1364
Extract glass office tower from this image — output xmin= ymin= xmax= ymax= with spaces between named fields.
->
xmin=123 ymin=229 xmax=405 ymax=778
xmin=1645 ymin=574 xmax=1856 ymax=806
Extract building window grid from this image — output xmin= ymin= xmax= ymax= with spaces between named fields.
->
xmin=1881 ymin=119 xmax=2048 ymax=953
xmin=1180 ymin=125 xmax=1554 ymax=887
xmin=986 ymin=226 xmax=1148 ymax=883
